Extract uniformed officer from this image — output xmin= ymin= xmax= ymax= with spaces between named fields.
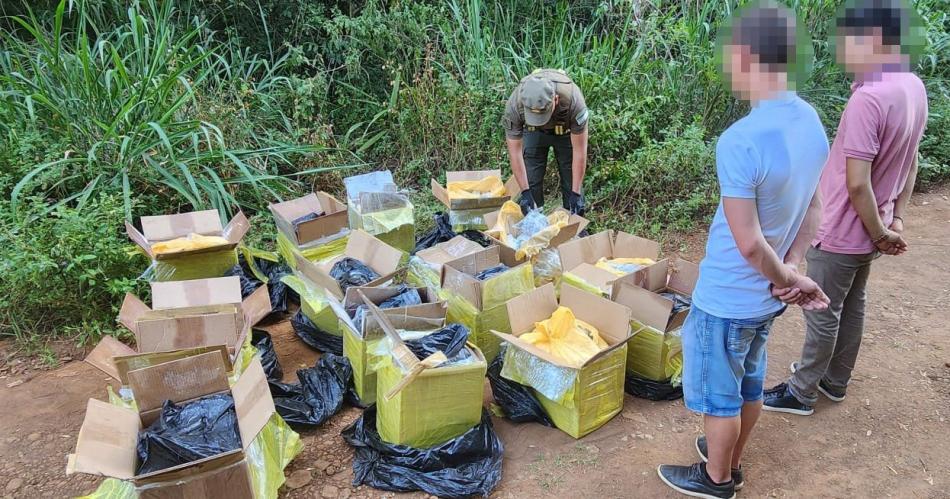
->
xmin=502 ymin=69 xmax=589 ymax=215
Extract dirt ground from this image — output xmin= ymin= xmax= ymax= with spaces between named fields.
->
xmin=1 ymin=187 xmax=948 ymax=499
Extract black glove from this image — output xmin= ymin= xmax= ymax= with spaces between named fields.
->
xmin=518 ymin=189 xmax=536 ymax=215
xmin=568 ymin=191 xmax=585 ymax=216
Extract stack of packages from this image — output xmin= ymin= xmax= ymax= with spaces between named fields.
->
xmin=614 ymin=258 xmax=699 ymax=400
xmin=431 ymin=169 xmax=520 ymax=231
xmin=282 ymin=229 xmax=404 ymax=355
xmin=345 ymin=170 xmax=415 ymax=253
xmin=268 ymin=192 xmax=350 ymax=271
xmin=483 ymin=200 xmax=588 ymax=287
xmin=441 ymin=245 xmax=535 ymax=362
xmin=73 ymin=209 xmax=301 ymax=498
xmin=558 ymin=229 xmax=662 ymax=298
xmin=491 ymin=284 xmax=633 ymax=438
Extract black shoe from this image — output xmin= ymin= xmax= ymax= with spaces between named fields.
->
xmin=657 ymin=462 xmax=735 ymax=499
xmin=763 ymin=382 xmax=814 ymax=416
xmin=694 ymin=436 xmax=745 ymax=490
xmin=790 ymin=362 xmax=847 ymax=402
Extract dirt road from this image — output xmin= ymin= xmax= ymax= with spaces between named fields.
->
xmin=1 ymin=188 xmax=948 ymax=498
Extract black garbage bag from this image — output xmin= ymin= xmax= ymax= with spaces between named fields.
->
xmin=474 ymin=264 xmax=509 ymax=281
xmin=291 ymin=310 xmax=343 ymax=355
xmin=136 ymin=393 xmax=242 ymax=475
xmin=624 ymin=374 xmax=683 ymax=401
xmin=659 ymin=291 xmax=692 ymax=317
xmin=223 ymin=254 xmax=296 ymax=316
xmin=330 ymin=257 xmax=380 ymax=292
xmin=342 ymin=406 xmax=503 ymax=498
xmin=413 ymin=213 xmax=493 ymax=254
xmin=404 ymin=323 xmax=469 ymax=363
xmin=459 ymin=229 xmax=492 ymax=247
xmin=268 ymin=353 xmax=354 ymax=429
xmin=251 ymin=329 xmax=283 ymax=382
xmin=486 ymin=352 xmax=553 ymax=426
xmin=352 ymin=286 xmax=423 ymax=331
xmin=291 ymin=211 xmax=324 ymax=229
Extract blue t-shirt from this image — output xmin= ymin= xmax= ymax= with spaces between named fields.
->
xmin=692 ymin=93 xmax=829 ymax=319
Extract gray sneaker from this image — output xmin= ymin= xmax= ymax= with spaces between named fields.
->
xmin=790 ymin=362 xmax=847 ymax=402
xmin=694 ymin=435 xmax=745 ymax=490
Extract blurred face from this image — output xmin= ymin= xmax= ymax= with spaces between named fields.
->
xmin=836 ymin=29 xmax=881 ymax=74
xmin=723 ymin=44 xmax=786 ymax=102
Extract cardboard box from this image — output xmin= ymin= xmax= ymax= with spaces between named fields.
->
xmin=493 ymin=283 xmax=633 ymax=438
xmin=353 ymin=191 xmax=415 ymax=252
xmin=407 ymin=236 xmax=486 ymax=290
xmin=268 ymin=192 xmax=349 ymax=247
xmin=441 ymin=245 xmax=535 ymax=360
xmin=118 ymin=276 xmax=271 ymax=357
xmin=67 ymin=354 xmax=275 ymax=499
xmin=293 ymin=229 xmax=404 ymax=300
xmin=614 ymin=257 xmax=699 ymax=333
xmin=558 ymin=230 xmax=663 ymax=296
xmin=126 ymin=209 xmax=249 ymax=260
xmin=431 ymin=170 xmax=520 ymax=211
xmin=482 ymin=208 xmax=589 ymax=267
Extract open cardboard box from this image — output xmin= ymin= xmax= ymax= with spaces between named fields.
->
xmin=67 ymin=353 xmax=274 ymax=499
xmin=268 ymin=192 xmax=348 ymax=247
xmin=441 ymin=245 xmax=530 ymax=313
xmin=126 ymin=209 xmax=249 ymax=260
xmin=293 ymin=229 xmax=403 ymax=300
xmin=413 ymin=235 xmax=485 ymax=276
xmin=84 ymin=337 xmax=233 ymax=385
xmin=332 ymin=285 xmax=447 ymax=339
xmin=431 ymin=170 xmax=520 ymax=211
xmin=558 ymin=229 xmax=663 ymax=296
xmin=482 ymin=208 xmax=589 ymax=267
xmin=613 ymin=257 xmax=699 ymax=333
xmin=117 ymin=276 xmax=271 ymax=359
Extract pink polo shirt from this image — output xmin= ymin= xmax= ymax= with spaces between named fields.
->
xmin=814 ymin=71 xmax=928 ymax=254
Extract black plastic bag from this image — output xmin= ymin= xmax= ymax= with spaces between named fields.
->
xmin=624 ymin=373 xmax=683 ymax=401
xmin=223 ymin=254 xmax=296 ymax=316
xmin=474 ymin=264 xmax=509 ymax=281
xmin=413 ymin=212 xmax=492 ymax=254
xmin=291 ymin=310 xmax=343 ymax=355
xmin=459 ymin=229 xmax=492 ymax=247
xmin=251 ymin=329 xmax=283 ymax=382
xmin=268 ymin=353 xmax=354 ymax=429
xmin=352 ymin=286 xmax=423 ymax=331
xmin=291 ymin=211 xmax=324 ymax=229
xmin=659 ymin=291 xmax=692 ymax=317
xmin=342 ymin=406 xmax=504 ymax=498
xmin=404 ymin=323 xmax=469 ymax=362
xmin=487 ymin=351 xmax=554 ymax=426
xmin=136 ymin=393 xmax=241 ymax=475
xmin=330 ymin=257 xmax=380 ymax=292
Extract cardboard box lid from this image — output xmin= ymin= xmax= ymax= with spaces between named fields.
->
xmin=84 ymin=336 xmax=137 ymax=380
xmin=294 ymin=229 xmax=404 ymax=300
xmin=68 ymin=398 xmax=141 ymax=479
xmin=135 ymin=305 xmax=241 ymax=355
xmin=613 ymin=281 xmax=675 ymax=332
xmin=415 ymin=236 xmax=484 ymax=267
xmin=269 ymin=192 xmax=348 ymax=247
xmin=431 ymin=170 xmax=520 ymax=210
xmin=128 ymin=351 xmax=232 ymax=415
xmin=113 ymin=345 xmax=232 ymax=385
xmin=637 ymin=257 xmax=700 ymax=294
xmin=126 ymin=210 xmax=249 ymax=258
xmin=565 ymin=262 xmax=619 ymax=295
xmin=333 ymin=285 xmax=446 ymax=337
xmin=440 ymin=245 xmax=517 ymax=310
xmin=494 ymin=283 xmax=632 ymax=369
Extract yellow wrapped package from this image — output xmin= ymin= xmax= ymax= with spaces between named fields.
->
xmin=486 ymin=201 xmax=569 ymax=260
xmin=150 ymin=233 xmax=230 ymax=255
xmin=595 ymin=257 xmax=657 ymax=277
xmin=71 ymin=355 xmax=302 ymax=499
xmin=355 ymin=194 xmax=415 ymax=253
xmin=625 ymin=321 xmax=684 ymax=382
xmin=446 ymin=176 xmax=506 ymax=199
xmin=276 ymin=230 xmax=348 ymax=270
xmin=492 ymin=284 xmax=633 ymax=438
xmin=407 ymin=236 xmax=485 ymax=291
xmin=281 ymin=274 xmax=341 ymax=336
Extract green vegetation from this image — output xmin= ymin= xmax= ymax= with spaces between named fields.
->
xmin=1 ymin=0 xmax=948 ymax=348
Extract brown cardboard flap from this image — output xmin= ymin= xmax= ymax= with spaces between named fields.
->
xmin=482 ymin=210 xmax=499 ymax=230
xmin=125 ymin=221 xmax=152 ymax=257
xmin=84 ymin=337 xmax=137 ymax=381
xmin=505 ymin=283 xmax=559 ymax=335
xmin=135 ymin=306 xmax=240 ymax=354
xmin=641 ymin=258 xmax=672 ymax=292
xmin=431 ymin=178 xmax=450 ymax=207
xmin=613 ymin=231 xmax=661 ymax=260
xmin=557 ymin=230 xmax=612 ymax=270
xmin=69 ymin=399 xmax=140 ymax=480
xmin=415 ymin=236 xmax=483 ymax=266
xmin=446 ymin=169 xmax=501 ymax=182
xmin=669 ymin=257 xmax=699 ymax=296
xmin=565 ymin=263 xmax=617 ymax=295
xmin=141 ymin=210 xmax=223 ymax=241
xmin=242 ymin=285 xmax=272 ymax=326
xmin=128 ymin=352 xmax=230 ymax=414
xmin=118 ymin=292 xmax=151 ymax=332
xmin=441 ymin=265 xmax=482 ymax=310
xmin=560 ymin=283 xmax=632 ymax=345
xmin=132 ymin=449 xmax=247 ymax=489
xmin=151 ymin=276 xmax=244 ymax=310
xmin=345 ymin=229 xmax=404 ymax=276
xmin=113 ymin=346 xmax=232 ymax=385
xmin=295 ymin=252 xmax=344 ymax=299
xmin=223 ymin=211 xmax=250 ymax=244
xmin=503 ymin=176 xmax=521 ymax=196
xmin=232 ymin=358 xmax=275 ymax=449
xmin=614 ymin=281 xmax=674 ymax=332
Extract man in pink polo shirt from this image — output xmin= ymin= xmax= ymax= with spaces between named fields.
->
xmin=764 ymin=0 xmax=928 ymax=415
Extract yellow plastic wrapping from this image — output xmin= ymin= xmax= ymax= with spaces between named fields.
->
xmin=594 ymin=257 xmax=656 ymax=277
xmin=561 ymin=270 xmax=608 ymax=298
xmin=447 ymin=207 xmax=496 ymax=232
xmin=349 ymin=197 xmax=415 ymax=253
xmin=446 ymin=176 xmax=506 ymax=199
xmin=501 ymin=343 xmax=627 ymax=439
xmin=375 ymin=345 xmax=487 ymax=448
xmin=343 ymin=323 xmax=389 ymax=406
xmin=406 ymin=255 xmax=442 ymax=291
xmin=81 ymin=358 xmax=303 ymax=499
xmin=281 ymin=274 xmax=341 ymax=336
xmin=486 ymin=201 xmax=569 ymax=260
xmin=148 ymin=247 xmax=239 ymax=282
xmin=532 ymin=247 xmax=562 ymax=288
xmin=626 ymin=321 xmax=684 ymax=382
xmin=519 ymin=307 xmax=608 ymax=368
xmin=150 ymin=234 xmax=230 ymax=255
xmin=276 ymin=230 xmax=348 ymax=270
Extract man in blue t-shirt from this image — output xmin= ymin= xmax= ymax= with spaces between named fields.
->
xmin=658 ymin=5 xmax=831 ymax=499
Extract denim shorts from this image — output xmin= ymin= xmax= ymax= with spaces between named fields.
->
xmin=681 ymin=305 xmax=783 ymax=417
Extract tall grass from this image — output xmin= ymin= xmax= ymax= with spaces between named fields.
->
xmin=0 ymin=0 xmax=345 ymax=222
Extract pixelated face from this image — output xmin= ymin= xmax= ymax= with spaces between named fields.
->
xmin=836 ymin=28 xmax=883 ymax=73
xmin=722 ymin=44 xmax=783 ymax=101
